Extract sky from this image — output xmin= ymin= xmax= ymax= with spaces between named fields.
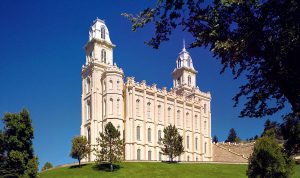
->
xmin=0 ymin=0 xmax=291 ymax=169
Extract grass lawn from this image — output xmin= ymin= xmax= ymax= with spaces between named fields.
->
xmin=39 ymin=162 xmax=300 ymax=178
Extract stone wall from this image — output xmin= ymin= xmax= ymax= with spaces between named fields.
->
xmin=212 ymin=142 xmax=254 ymax=163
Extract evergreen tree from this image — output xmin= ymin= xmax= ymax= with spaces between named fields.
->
xmin=70 ymin=136 xmax=90 ymax=167
xmin=226 ymin=128 xmax=238 ymax=143
xmin=247 ymin=131 xmax=294 ymax=178
xmin=212 ymin=135 xmax=218 ymax=143
xmin=41 ymin=162 xmax=53 ymax=171
xmin=0 ymin=109 xmax=39 ymax=177
xmin=161 ymin=125 xmax=184 ymax=162
xmin=95 ymin=122 xmax=124 ymax=172
xmin=281 ymin=114 xmax=300 ymax=155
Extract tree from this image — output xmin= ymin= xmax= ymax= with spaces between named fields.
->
xmin=70 ymin=136 xmax=90 ymax=167
xmin=123 ymin=0 xmax=300 ymax=118
xmin=281 ymin=114 xmax=300 ymax=155
xmin=212 ymin=135 xmax=218 ymax=143
xmin=161 ymin=125 xmax=184 ymax=162
xmin=95 ymin=122 xmax=124 ymax=172
xmin=41 ymin=162 xmax=53 ymax=171
xmin=226 ymin=128 xmax=238 ymax=143
xmin=0 ymin=109 xmax=39 ymax=177
xmin=247 ymin=131 xmax=294 ymax=178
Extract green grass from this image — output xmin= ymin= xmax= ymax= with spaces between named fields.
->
xmin=39 ymin=162 xmax=300 ymax=178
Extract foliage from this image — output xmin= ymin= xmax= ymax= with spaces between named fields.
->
xmin=226 ymin=128 xmax=238 ymax=143
xmin=247 ymin=132 xmax=294 ymax=178
xmin=123 ymin=0 xmax=300 ymax=119
xmin=41 ymin=162 xmax=53 ymax=171
xmin=161 ymin=125 xmax=184 ymax=162
xmin=212 ymin=135 xmax=218 ymax=143
xmin=70 ymin=136 xmax=90 ymax=167
xmin=281 ymin=114 xmax=300 ymax=155
xmin=95 ymin=122 xmax=124 ymax=171
xmin=0 ymin=109 xmax=38 ymax=178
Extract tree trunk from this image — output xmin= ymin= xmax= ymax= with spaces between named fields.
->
xmin=110 ymin=163 xmax=113 ymax=172
xmin=78 ymin=158 xmax=81 ymax=167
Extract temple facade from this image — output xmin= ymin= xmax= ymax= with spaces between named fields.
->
xmin=80 ymin=18 xmax=213 ymax=162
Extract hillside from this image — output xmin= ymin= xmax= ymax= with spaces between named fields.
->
xmin=39 ymin=162 xmax=300 ymax=178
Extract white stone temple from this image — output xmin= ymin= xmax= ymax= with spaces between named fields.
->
xmin=80 ymin=18 xmax=213 ymax=162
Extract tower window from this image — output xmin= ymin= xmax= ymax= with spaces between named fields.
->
xmin=109 ymin=98 xmax=113 ymax=115
xmin=195 ymin=137 xmax=198 ymax=150
xmin=86 ymin=78 xmax=91 ymax=94
xmin=188 ymin=75 xmax=191 ymax=86
xmin=103 ymin=99 xmax=106 ymax=116
xmin=177 ymin=77 xmax=181 ymax=86
xmin=117 ymin=98 xmax=120 ymax=115
xmin=195 ymin=115 xmax=198 ymax=129
xmin=158 ymin=130 xmax=162 ymax=142
xmin=101 ymin=49 xmax=106 ymax=63
xmin=204 ymin=103 xmax=207 ymax=113
xmin=186 ymin=112 xmax=190 ymax=128
xmin=101 ymin=26 xmax=105 ymax=39
xmin=187 ymin=136 xmax=189 ymax=149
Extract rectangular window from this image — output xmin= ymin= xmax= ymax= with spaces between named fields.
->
xmin=195 ymin=138 xmax=198 ymax=150
xmin=148 ymin=151 xmax=151 ymax=161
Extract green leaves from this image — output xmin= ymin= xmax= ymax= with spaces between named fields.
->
xmin=95 ymin=122 xmax=124 ymax=171
xmin=70 ymin=136 xmax=90 ymax=166
xmin=161 ymin=125 xmax=184 ymax=162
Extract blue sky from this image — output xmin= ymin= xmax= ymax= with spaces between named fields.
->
xmin=0 ymin=0 xmax=291 ymax=168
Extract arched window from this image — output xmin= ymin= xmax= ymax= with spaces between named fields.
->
xmin=148 ymin=150 xmax=152 ymax=161
xmin=187 ymin=155 xmax=190 ymax=162
xmin=159 ymin=152 xmax=162 ymax=161
xmin=87 ymin=127 xmax=91 ymax=144
xmin=86 ymin=78 xmax=90 ymax=94
xmin=158 ymin=105 xmax=161 ymax=121
xmin=117 ymin=80 xmax=120 ymax=90
xmin=177 ymin=110 xmax=181 ymax=126
xmin=177 ymin=77 xmax=181 ymax=86
xmin=188 ymin=75 xmax=191 ymax=86
xmin=204 ymin=120 xmax=207 ymax=130
xmin=148 ymin=128 xmax=151 ymax=142
xmin=187 ymin=135 xmax=190 ymax=149
xmin=101 ymin=26 xmax=105 ymax=39
xmin=137 ymin=149 xmax=141 ymax=160
xmin=204 ymin=142 xmax=207 ymax=154
xmin=186 ymin=112 xmax=190 ymax=128
xmin=195 ymin=115 xmax=198 ymax=129
xmin=103 ymin=81 xmax=106 ymax=91
xmin=86 ymin=100 xmax=91 ymax=120
xmin=147 ymin=102 xmax=151 ymax=119
xmin=168 ymin=107 xmax=171 ymax=124
xmin=103 ymin=99 xmax=106 ymax=116
xmin=136 ymin=126 xmax=140 ymax=140
xmin=117 ymin=98 xmax=120 ymax=115
xmin=136 ymin=99 xmax=140 ymax=116
xmin=109 ymin=98 xmax=113 ymax=114
xmin=158 ymin=130 xmax=162 ymax=142
xmin=195 ymin=137 xmax=198 ymax=150
xmin=101 ymin=49 xmax=106 ymax=63
xmin=203 ymin=103 xmax=207 ymax=113
xmin=109 ymin=80 xmax=113 ymax=90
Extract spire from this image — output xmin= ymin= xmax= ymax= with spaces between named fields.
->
xmin=183 ymin=39 xmax=186 ymax=51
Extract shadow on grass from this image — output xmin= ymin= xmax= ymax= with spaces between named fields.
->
xmin=69 ymin=164 xmax=88 ymax=169
xmin=92 ymin=163 xmax=122 ymax=172
xmin=162 ymin=161 xmax=179 ymax=164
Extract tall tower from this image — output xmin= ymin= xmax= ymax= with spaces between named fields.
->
xmin=172 ymin=41 xmax=197 ymax=96
xmin=81 ymin=18 xmax=124 ymax=161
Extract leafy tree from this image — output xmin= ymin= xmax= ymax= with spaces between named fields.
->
xmin=123 ymin=0 xmax=300 ymax=118
xmin=41 ymin=162 xmax=53 ymax=171
xmin=247 ymin=131 xmax=294 ymax=178
xmin=212 ymin=135 xmax=218 ymax=143
xmin=226 ymin=128 xmax=238 ymax=143
xmin=70 ymin=136 xmax=90 ymax=167
xmin=281 ymin=114 xmax=300 ymax=155
xmin=161 ymin=125 xmax=184 ymax=162
xmin=95 ymin=122 xmax=124 ymax=172
xmin=0 ymin=109 xmax=39 ymax=178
